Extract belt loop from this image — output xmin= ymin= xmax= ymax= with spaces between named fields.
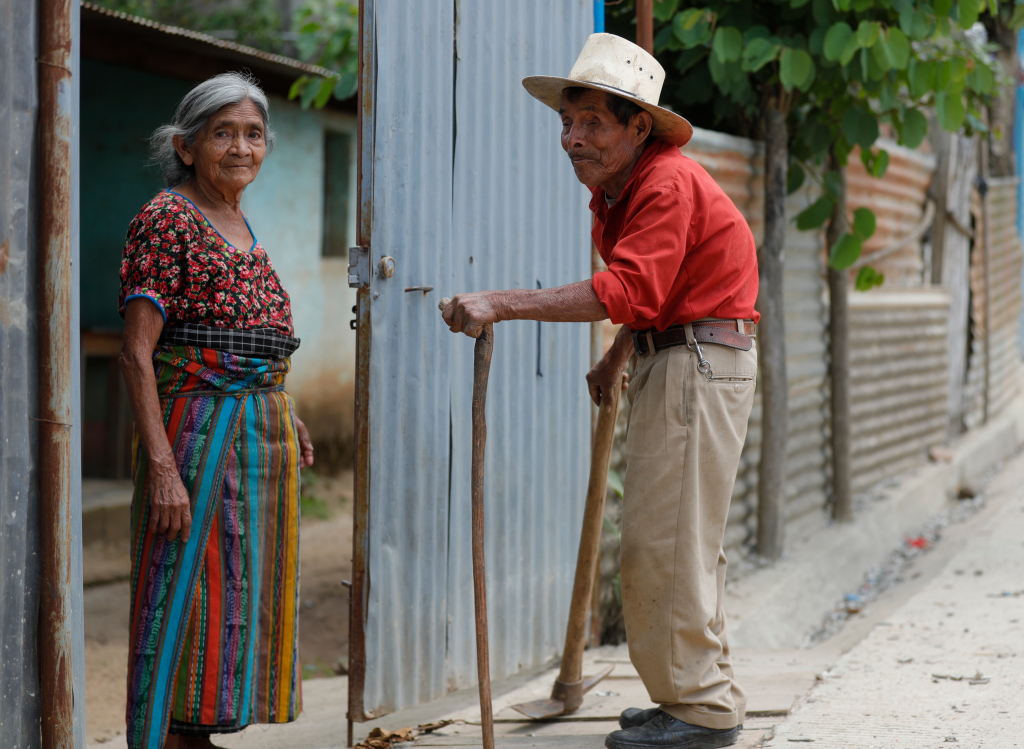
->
xmin=736 ymin=318 xmax=744 ymax=334
xmin=683 ymin=323 xmax=697 ymax=347
xmin=645 ymin=330 xmax=657 ymax=356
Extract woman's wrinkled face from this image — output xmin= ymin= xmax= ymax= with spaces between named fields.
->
xmin=177 ymin=99 xmax=266 ymax=193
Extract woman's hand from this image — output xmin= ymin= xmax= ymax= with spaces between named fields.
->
xmin=295 ymin=416 xmax=315 ymax=468
xmin=148 ymin=458 xmax=192 ymax=543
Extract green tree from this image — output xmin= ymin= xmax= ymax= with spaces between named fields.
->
xmin=92 ymin=0 xmax=285 ymax=52
xmin=287 ymin=0 xmax=359 ymax=108
xmin=610 ymin=0 xmax=1001 ymax=552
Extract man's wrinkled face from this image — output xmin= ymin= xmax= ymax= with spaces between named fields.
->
xmin=559 ymin=89 xmax=643 ymax=188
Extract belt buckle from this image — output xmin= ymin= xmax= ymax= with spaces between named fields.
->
xmin=631 ymin=330 xmax=644 ymax=357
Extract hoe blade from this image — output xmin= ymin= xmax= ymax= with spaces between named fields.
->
xmin=510 ymin=698 xmax=565 ymax=720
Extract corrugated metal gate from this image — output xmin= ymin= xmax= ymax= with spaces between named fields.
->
xmin=350 ymin=0 xmax=592 ymax=721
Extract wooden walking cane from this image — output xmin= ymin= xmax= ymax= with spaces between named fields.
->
xmin=511 ymin=375 xmax=621 ymax=719
xmin=440 ymin=299 xmax=496 ymax=749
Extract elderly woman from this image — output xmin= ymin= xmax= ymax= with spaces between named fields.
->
xmin=118 ymin=72 xmax=313 ymax=749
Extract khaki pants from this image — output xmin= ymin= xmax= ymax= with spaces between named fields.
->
xmin=621 ymin=339 xmax=756 ymax=730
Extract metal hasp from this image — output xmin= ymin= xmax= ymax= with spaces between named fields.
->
xmin=511 ymin=380 xmax=621 ymax=720
xmin=37 ymin=0 xmax=76 ymax=745
xmin=470 ymin=322 xmax=495 ymax=749
xmin=348 ymin=245 xmax=370 ymax=288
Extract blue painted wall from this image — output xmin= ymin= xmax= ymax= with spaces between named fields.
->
xmin=80 ymin=59 xmax=191 ymax=330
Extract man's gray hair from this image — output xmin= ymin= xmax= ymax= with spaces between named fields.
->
xmin=150 ymin=71 xmax=275 ymax=187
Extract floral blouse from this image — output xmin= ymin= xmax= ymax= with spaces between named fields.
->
xmin=118 ymin=191 xmax=295 ymax=335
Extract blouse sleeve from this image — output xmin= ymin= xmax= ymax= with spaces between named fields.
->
xmin=118 ymin=199 xmax=194 ymax=323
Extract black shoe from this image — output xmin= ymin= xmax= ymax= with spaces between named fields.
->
xmin=618 ymin=707 xmax=662 ymax=730
xmin=605 ymin=710 xmax=739 ymax=749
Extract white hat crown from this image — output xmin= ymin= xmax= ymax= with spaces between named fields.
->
xmin=567 ymin=34 xmax=666 ymax=106
xmin=521 ymin=32 xmax=692 ymax=147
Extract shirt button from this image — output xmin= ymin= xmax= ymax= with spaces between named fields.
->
xmin=734 ymin=384 xmax=740 ymax=392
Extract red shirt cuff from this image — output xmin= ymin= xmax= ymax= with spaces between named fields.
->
xmin=593 ymin=270 xmax=636 ymax=327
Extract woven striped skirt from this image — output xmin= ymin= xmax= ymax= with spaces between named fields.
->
xmin=126 ymin=346 xmax=302 ymax=748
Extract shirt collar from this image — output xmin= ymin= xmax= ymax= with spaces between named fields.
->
xmin=589 ymin=138 xmax=671 ymax=215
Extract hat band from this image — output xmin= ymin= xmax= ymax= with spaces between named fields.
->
xmin=571 ymin=79 xmax=649 ymax=104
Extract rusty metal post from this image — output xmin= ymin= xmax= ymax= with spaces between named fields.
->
xmin=636 ymin=0 xmax=653 ymax=53
xmin=348 ymin=0 xmax=375 ymax=741
xmin=37 ymin=0 xmax=76 ymax=745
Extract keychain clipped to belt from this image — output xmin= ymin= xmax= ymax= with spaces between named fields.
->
xmin=683 ymin=323 xmax=714 ymax=380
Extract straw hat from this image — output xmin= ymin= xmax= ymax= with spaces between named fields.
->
xmin=523 ymin=33 xmax=693 ymax=148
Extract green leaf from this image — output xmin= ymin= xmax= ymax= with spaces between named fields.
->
xmin=856 ymin=20 xmax=880 ymax=47
xmin=829 ymin=233 xmax=863 ymax=269
xmin=313 ymin=76 xmax=335 ymax=108
xmin=852 ymin=207 xmax=876 ymax=239
xmin=742 ymin=38 xmax=780 ymax=71
xmin=780 ymin=47 xmax=815 ymax=92
xmin=966 ymin=63 xmax=995 ymax=94
xmin=788 ymin=162 xmax=806 ymax=194
xmin=673 ymin=8 xmax=710 ymax=46
xmin=1009 ymin=2 xmax=1024 ymax=30
xmin=289 ymin=75 xmax=309 ymax=101
xmin=796 ymin=196 xmax=835 ymax=230
xmin=653 ymin=0 xmax=681 ymax=21
xmin=809 ymin=26 xmax=828 ymax=54
xmin=855 ymin=266 xmax=885 ymax=290
xmin=300 ymin=78 xmax=320 ymax=109
xmin=935 ymin=91 xmax=966 ymax=131
xmin=873 ymin=27 xmax=910 ymax=71
xmin=959 ymin=0 xmax=982 ymax=27
xmin=676 ymin=47 xmax=708 ymax=75
xmin=607 ymin=468 xmax=624 ymax=498
xmin=872 ymin=149 xmax=890 ymax=178
xmin=900 ymin=8 xmax=933 ymax=38
xmin=792 ymin=0 xmax=814 ymax=8
xmin=909 ymin=60 xmax=937 ymax=98
xmin=900 ymin=108 xmax=928 ymax=148
xmin=713 ymin=26 xmax=744 ymax=63
xmin=935 ymin=0 xmax=953 ymax=14
xmin=823 ymin=22 xmax=853 ymax=61
xmin=655 ymin=24 xmax=680 ymax=53
xmin=852 ymin=0 xmax=873 ymax=10
xmin=334 ymin=71 xmax=358 ymax=100
xmin=840 ymin=31 xmax=862 ymax=65
xmin=842 ymin=105 xmax=880 ymax=149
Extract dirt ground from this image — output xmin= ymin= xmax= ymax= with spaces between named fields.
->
xmin=84 ymin=469 xmax=354 ymax=744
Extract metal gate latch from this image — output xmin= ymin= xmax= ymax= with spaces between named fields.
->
xmin=348 ymin=246 xmax=370 ymax=288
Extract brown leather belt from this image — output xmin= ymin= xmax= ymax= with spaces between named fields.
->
xmin=632 ymin=319 xmax=757 ymax=357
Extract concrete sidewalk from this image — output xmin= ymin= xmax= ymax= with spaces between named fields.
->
xmin=765 ymin=450 xmax=1024 ymax=748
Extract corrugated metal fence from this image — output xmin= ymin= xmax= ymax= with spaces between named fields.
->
xmin=965 ymin=177 xmax=1024 ymax=428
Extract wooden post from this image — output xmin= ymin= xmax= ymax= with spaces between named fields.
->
xmin=756 ymin=105 xmax=789 ymax=559
xmin=636 ymin=0 xmax=653 ymax=53
xmin=827 ymin=156 xmax=853 ymax=522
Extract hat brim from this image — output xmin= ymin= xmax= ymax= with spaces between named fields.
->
xmin=522 ymin=75 xmax=693 ymax=148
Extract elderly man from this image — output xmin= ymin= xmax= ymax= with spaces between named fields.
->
xmin=442 ymin=34 xmax=758 ymax=749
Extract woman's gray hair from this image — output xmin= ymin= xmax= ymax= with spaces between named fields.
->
xmin=150 ymin=71 xmax=275 ymax=187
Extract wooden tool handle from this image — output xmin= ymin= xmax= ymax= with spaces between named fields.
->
xmin=556 ymin=381 xmax=622 ymax=695
xmin=439 ymin=297 xmax=451 ymax=311
xmin=472 ymin=323 xmax=495 ymax=749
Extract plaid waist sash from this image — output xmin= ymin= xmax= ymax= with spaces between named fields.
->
xmin=159 ymin=323 xmax=301 ymax=359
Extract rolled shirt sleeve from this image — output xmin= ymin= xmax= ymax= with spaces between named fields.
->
xmin=592 ymin=186 xmax=692 ymax=328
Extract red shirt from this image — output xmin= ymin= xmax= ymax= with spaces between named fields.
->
xmin=591 ymin=138 xmax=759 ymax=332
